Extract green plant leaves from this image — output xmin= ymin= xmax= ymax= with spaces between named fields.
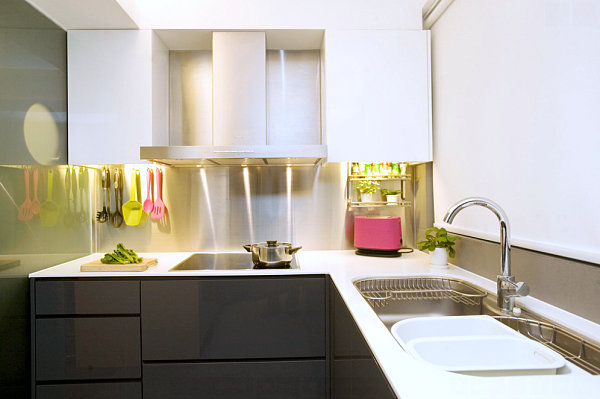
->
xmin=416 ymin=227 xmax=460 ymax=257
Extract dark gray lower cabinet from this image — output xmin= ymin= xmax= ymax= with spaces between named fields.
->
xmin=36 ymin=382 xmax=141 ymax=399
xmin=143 ymin=360 xmax=326 ymax=399
xmin=32 ymin=276 xmax=398 ymax=399
xmin=330 ymin=280 xmax=397 ymax=399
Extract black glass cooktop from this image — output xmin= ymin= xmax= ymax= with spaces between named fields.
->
xmin=169 ymin=253 xmax=298 ymax=271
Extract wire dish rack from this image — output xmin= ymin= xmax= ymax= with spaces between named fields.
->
xmin=353 ymin=277 xmax=487 ymax=308
xmin=494 ymin=316 xmax=600 ymax=375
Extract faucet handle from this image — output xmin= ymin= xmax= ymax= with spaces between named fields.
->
xmin=512 ymin=281 xmax=530 ymax=296
xmin=500 ymin=277 xmax=530 ymax=297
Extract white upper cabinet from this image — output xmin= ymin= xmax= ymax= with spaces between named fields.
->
xmin=67 ymin=30 xmax=168 ymax=164
xmin=323 ymin=30 xmax=432 ymax=162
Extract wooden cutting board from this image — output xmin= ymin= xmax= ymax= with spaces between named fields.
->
xmin=80 ymin=257 xmax=157 ymax=272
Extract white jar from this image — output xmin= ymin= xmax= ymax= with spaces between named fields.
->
xmin=430 ymin=247 xmax=448 ymax=268
xmin=360 ymin=192 xmax=375 ymax=202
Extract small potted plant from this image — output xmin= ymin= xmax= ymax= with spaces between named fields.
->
xmin=380 ymin=189 xmax=402 ymax=204
xmin=356 ymin=181 xmax=379 ymax=202
xmin=417 ymin=227 xmax=460 ymax=267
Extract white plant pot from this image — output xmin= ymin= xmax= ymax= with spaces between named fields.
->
xmin=360 ymin=192 xmax=375 ymax=202
xmin=386 ymin=194 xmax=400 ymax=203
xmin=430 ymin=248 xmax=449 ymax=268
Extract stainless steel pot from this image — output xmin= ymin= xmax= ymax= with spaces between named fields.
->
xmin=243 ymin=240 xmax=302 ymax=268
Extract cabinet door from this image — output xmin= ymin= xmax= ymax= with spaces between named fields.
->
xmin=141 ymin=277 xmax=326 ymax=360
xmin=35 ymin=317 xmax=141 ymax=381
xmin=324 ymin=30 xmax=431 ymax=162
xmin=143 ymin=360 xmax=326 ymax=399
xmin=67 ymin=30 xmax=168 ymax=164
xmin=330 ymin=281 xmax=397 ymax=399
xmin=36 ymin=382 xmax=141 ymax=399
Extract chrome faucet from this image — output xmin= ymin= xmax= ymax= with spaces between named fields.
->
xmin=442 ymin=197 xmax=529 ymax=314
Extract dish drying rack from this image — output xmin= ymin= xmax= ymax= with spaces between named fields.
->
xmin=494 ymin=316 xmax=600 ymax=375
xmin=353 ymin=277 xmax=487 ymax=308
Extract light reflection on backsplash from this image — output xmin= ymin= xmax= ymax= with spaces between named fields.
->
xmin=96 ymin=163 xmax=416 ymax=253
xmin=0 ymin=165 xmax=93 ymax=269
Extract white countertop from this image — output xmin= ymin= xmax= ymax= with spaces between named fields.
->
xmin=30 ymin=250 xmax=600 ymax=398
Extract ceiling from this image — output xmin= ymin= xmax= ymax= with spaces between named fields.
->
xmin=25 ymin=0 xmax=427 ymax=31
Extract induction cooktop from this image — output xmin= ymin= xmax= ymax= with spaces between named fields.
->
xmin=169 ymin=252 xmax=299 ymax=271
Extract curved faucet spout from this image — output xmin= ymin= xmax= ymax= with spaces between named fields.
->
xmin=442 ymin=197 xmax=527 ymax=314
xmin=443 ymin=197 xmax=511 ymax=278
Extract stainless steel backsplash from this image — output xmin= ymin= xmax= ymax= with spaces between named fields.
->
xmin=96 ymin=163 xmax=417 ymax=253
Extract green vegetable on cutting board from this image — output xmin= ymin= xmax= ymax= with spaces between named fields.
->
xmin=101 ymin=243 xmax=143 ymax=264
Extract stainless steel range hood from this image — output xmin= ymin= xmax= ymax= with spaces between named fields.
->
xmin=141 ymin=31 xmax=327 ymax=167
xmin=141 ymin=145 xmax=327 ymax=166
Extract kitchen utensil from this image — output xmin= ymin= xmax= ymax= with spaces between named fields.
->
xmin=31 ymin=169 xmax=40 ymax=214
xmin=80 ymin=257 xmax=157 ymax=272
xmin=135 ymin=169 xmax=142 ymax=202
xmin=143 ymin=168 xmax=154 ymax=214
xmin=63 ymin=167 xmax=75 ymax=227
xmin=17 ymin=169 xmax=34 ymax=221
xmin=104 ymin=166 xmax=112 ymax=222
xmin=243 ymin=240 xmax=302 ymax=268
xmin=122 ymin=169 xmax=143 ymax=226
xmin=150 ymin=168 xmax=165 ymax=220
xmin=111 ymin=169 xmax=124 ymax=227
xmin=96 ymin=167 xmax=109 ymax=223
xmin=39 ymin=170 xmax=59 ymax=226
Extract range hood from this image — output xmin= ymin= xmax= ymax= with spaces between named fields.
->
xmin=141 ymin=31 xmax=327 ymax=167
xmin=141 ymin=145 xmax=327 ymax=166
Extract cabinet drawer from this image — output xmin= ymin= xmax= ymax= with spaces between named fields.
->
xmin=36 ymin=382 xmax=141 ymax=399
xmin=141 ymin=277 xmax=326 ymax=360
xmin=143 ymin=360 xmax=326 ymax=399
xmin=35 ymin=280 xmax=140 ymax=315
xmin=35 ymin=317 xmax=141 ymax=381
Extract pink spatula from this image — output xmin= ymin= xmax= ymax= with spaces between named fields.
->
xmin=18 ymin=169 xmax=34 ymax=221
xmin=150 ymin=169 xmax=165 ymax=220
xmin=143 ymin=168 xmax=154 ymax=214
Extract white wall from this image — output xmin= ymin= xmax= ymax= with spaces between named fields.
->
xmin=431 ymin=0 xmax=600 ymax=263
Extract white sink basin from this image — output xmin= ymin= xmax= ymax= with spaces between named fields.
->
xmin=391 ymin=315 xmax=565 ymax=376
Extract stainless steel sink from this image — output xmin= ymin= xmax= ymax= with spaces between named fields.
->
xmin=354 ymin=276 xmax=600 ymax=375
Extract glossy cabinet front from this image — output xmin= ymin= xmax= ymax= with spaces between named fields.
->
xmin=35 ymin=317 xmax=141 ymax=381
xmin=144 ymin=360 xmax=326 ymax=399
xmin=33 ymin=280 xmax=142 ymax=399
xmin=330 ymin=280 xmax=397 ymax=399
xmin=141 ymin=277 xmax=326 ymax=360
xmin=32 ymin=276 xmax=396 ymax=399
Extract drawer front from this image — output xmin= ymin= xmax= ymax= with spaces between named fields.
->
xmin=35 ymin=317 xmax=141 ymax=381
xmin=141 ymin=277 xmax=326 ymax=360
xmin=35 ymin=280 xmax=140 ymax=315
xmin=143 ymin=360 xmax=327 ymax=399
xmin=36 ymin=382 xmax=141 ymax=399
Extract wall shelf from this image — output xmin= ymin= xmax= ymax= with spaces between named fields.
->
xmin=346 ymin=165 xmax=412 ymax=209
xmin=347 ymin=201 xmax=412 ymax=208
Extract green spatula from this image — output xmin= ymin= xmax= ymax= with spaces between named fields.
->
xmin=122 ymin=169 xmax=143 ymax=226
xmin=39 ymin=170 xmax=59 ymax=227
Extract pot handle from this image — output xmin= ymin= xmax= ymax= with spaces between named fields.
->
xmin=288 ymin=246 xmax=302 ymax=255
xmin=243 ymin=244 xmax=252 ymax=252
